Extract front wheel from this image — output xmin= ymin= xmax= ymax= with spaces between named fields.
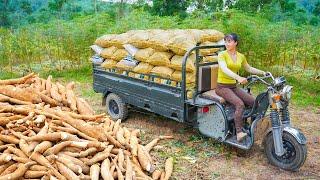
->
xmin=264 ymin=131 xmax=307 ymax=171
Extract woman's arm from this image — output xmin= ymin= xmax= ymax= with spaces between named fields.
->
xmin=218 ymin=60 xmax=242 ymax=81
xmin=243 ymin=62 xmax=265 ymax=75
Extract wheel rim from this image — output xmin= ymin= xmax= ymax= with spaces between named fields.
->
xmin=109 ymin=99 xmax=119 ymax=115
xmin=272 ymin=139 xmax=297 ymax=164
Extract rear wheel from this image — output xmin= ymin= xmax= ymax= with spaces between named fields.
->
xmin=106 ymin=93 xmax=128 ymax=121
xmin=264 ymin=131 xmax=307 ymax=171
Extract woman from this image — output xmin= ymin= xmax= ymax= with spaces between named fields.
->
xmin=216 ymin=33 xmax=266 ymax=142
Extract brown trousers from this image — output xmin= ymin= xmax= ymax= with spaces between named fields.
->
xmin=215 ymin=83 xmax=255 ymax=133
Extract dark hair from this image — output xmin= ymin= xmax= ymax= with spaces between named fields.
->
xmin=224 ymin=33 xmax=239 ymax=44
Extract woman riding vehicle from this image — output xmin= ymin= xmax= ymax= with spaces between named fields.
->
xmin=216 ymin=33 xmax=267 ymax=142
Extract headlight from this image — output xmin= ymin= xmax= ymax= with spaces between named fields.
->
xmin=282 ymin=85 xmax=293 ymax=101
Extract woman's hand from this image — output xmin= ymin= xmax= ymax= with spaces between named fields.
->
xmin=264 ymin=71 xmax=271 ymax=76
xmin=237 ymin=77 xmax=248 ymax=84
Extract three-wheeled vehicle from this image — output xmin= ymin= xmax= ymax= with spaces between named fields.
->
xmin=92 ymin=45 xmax=307 ymax=171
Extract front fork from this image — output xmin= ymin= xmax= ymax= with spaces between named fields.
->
xmin=270 ymin=106 xmax=291 ymax=156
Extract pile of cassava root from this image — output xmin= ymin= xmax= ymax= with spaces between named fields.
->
xmin=0 ymin=73 xmax=174 ymax=180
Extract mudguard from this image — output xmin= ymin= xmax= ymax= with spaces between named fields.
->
xmin=197 ymin=104 xmax=227 ymax=141
xmin=263 ymin=126 xmax=307 ymax=145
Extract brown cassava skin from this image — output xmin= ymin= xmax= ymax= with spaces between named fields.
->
xmin=0 ymin=113 xmax=14 ymax=117
xmin=57 ymin=153 xmax=90 ymax=174
xmin=130 ymin=134 xmax=139 ymax=156
xmin=164 ymin=157 xmax=174 ymax=180
xmin=145 ymin=138 xmax=160 ymax=153
xmin=25 ymin=132 xmax=62 ymax=142
xmin=76 ymin=98 xmax=94 ymax=115
xmin=0 ymin=94 xmax=32 ymax=105
xmin=0 ymin=153 xmax=12 ymax=165
xmin=45 ymin=75 xmax=52 ymax=95
xmin=0 ymin=135 xmax=20 ymax=144
xmin=56 ymin=161 xmax=80 ymax=180
xmin=11 ymin=155 xmax=34 ymax=163
xmin=77 ymin=147 xmax=97 ymax=158
xmin=85 ymin=145 xmax=114 ymax=166
xmin=50 ymin=84 xmax=63 ymax=103
xmin=18 ymin=139 xmax=31 ymax=156
xmin=50 ymin=125 xmax=78 ymax=134
xmin=29 ymin=165 xmax=48 ymax=171
xmin=0 ymin=115 xmax=25 ymax=126
xmin=101 ymin=158 xmax=114 ymax=180
xmin=0 ymin=73 xmax=35 ymax=85
xmin=116 ymin=127 xmax=127 ymax=146
xmin=116 ymin=164 xmax=124 ymax=180
xmin=0 ymin=163 xmax=18 ymax=176
xmin=132 ymin=155 xmax=142 ymax=170
xmin=34 ymin=141 xmax=53 ymax=153
xmin=125 ymin=156 xmax=134 ymax=180
xmin=56 ymin=111 xmax=124 ymax=148
xmin=112 ymin=119 xmax=121 ymax=136
xmin=0 ymin=161 xmax=14 ymax=175
xmin=0 ymin=85 xmax=41 ymax=103
xmin=152 ymin=169 xmax=162 ymax=180
xmin=24 ymin=170 xmax=48 ymax=178
xmin=16 ymin=111 xmax=35 ymax=124
xmin=66 ymin=82 xmax=77 ymax=111
xmin=132 ymin=163 xmax=153 ymax=180
xmin=90 ymin=164 xmax=100 ymax=180
xmin=43 ymin=141 xmax=72 ymax=156
xmin=38 ymin=92 xmax=59 ymax=107
xmin=67 ymin=112 xmax=105 ymax=121
xmin=0 ymin=162 xmax=35 ymax=180
xmin=56 ymin=82 xmax=68 ymax=106
xmin=55 ymin=155 xmax=82 ymax=174
xmin=118 ymin=149 xmax=125 ymax=172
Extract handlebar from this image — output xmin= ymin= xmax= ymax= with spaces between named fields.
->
xmin=245 ymin=72 xmax=273 ymax=87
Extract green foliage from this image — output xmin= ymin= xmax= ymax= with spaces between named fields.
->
xmin=150 ymin=0 xmax=190 ymax=18
xmin=232 ymin=0 xmax=273 ymax=12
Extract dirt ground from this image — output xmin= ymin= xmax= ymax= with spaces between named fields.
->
xmin=78 ymin=83 xmax=320 ymax=180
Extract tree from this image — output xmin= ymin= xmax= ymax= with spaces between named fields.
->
xmin=48 ymin=0 xmax=67 ymax=12
xmin=0 ymin=0 xmax=10 ymax=26
xmin=313 ymin=1 xmax=320 ymax=16
xmin=191 ymin=0 xmax=224 ymax=12
xmin=231 ymin=0 xmax=273 ymax=12
xmin=150 ymin=0 xmax=191 ymax=17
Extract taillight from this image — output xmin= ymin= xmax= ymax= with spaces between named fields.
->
xmin=201 ymin=106 xmax=210 ymax=113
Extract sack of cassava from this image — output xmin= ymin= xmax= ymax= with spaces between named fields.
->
xmin=147 ymin=51 xmax=173 ymax=66
xmin=199 ymin=41 xmax=221 ymax=56
xmin=109 ymin=33 xmax=130 ymax=48
xmin=101 ymin=59 xmax=118 ymax=69
xmin=148 ymin=32 xmax=172 ymax=52
xmin=134 ymin=48 xmax=155 ymax=62
xmin=133 ymin=62 xmax=154 ymax=74
xmin=168 ymin=35 xmax=196 ymax=56
xmin=101 ymin=46 xmax=117 ymax=59
xmin=150 ymin=66 xmax=174 ymax=78
xmin=200 ymin=29 xmax=224 ymax=43
xmin=128 ymin=30 xmax=151 ymax=49
xmin=171 ymin=71 xmax=195 ymax=84
xmin=170 ymin=54 xmax=196 ymax=73
xmin=111 ymin=49 xmax=129 ymax=61
xmin=115 ymin=59 xmax=138 ymax=71
xmin=95 ymin=34 xmax=117 ymax=48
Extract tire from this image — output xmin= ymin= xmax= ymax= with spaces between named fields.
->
xmin=264 ymin=131 xmax=307 ymax=171
xmin=105 ymin=93 xmax=128 ymax=121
